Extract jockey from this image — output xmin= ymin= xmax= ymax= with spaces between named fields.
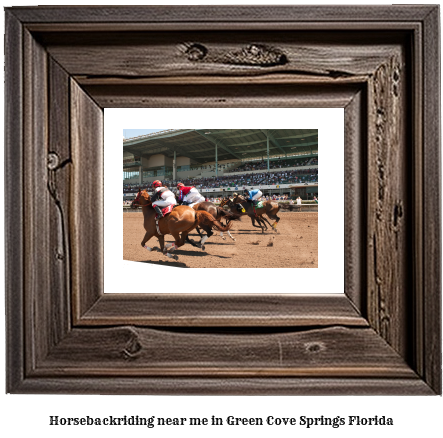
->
xmin=150 ymin=180 xmax=176 ymax=218
xmin=177 ymin=182 xmax=205 ymax=207
xmin=232 ymin=193 xmax=245 ymax=212
xmin=244 ymin=188 xmax=262 ymax=207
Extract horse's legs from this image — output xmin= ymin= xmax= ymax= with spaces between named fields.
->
xmin=162 ymin=231 xmax=181 ymax=260
xmin=224 ymin=219 xmax=236 ymax=241
xmin=141 ymin=231 xmax=159 ymax=252
xmin=254 ymin=216 xmax=267 ymax=233
xmin=157 ymin=235 xmax=165 ymax=252
xmin=223 ymin=220 xmax=235 ymax=241
xmin=250 ymin=216 xmax=265 ymax=232
xmin=259 ymin=215 xmax=274 ymax=231
xmin=218 ymin=218 xmax=227 ymax=240
xmin=259 ymin=216 xmax=269 ymax=231
xmin=258 ymin=217 xmax=266 ymax=233
xmin=171 ymin=230 xmax=183 ymax=248
xmin=194 ymin=226 xmax=212 ymax=250
xmin=186 ymin=225 xmax=200 ymax=246
xmin=178 ymin=231 xmax=189 ymax=247
xmin=266 ymin=208 xmax=281 ymax=230
xmin=199 ymin=231 xmax=209 ymax=251
xmin=185 ymin=235 xmax=200 ymax=247
xmin=250 ymin=217 xmax=260 ymax=228
xmin=271 ymin=215 xmax=280 ymax=230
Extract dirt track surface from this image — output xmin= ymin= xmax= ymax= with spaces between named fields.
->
xmin=124 ymin=212 xmax=318 ymax=268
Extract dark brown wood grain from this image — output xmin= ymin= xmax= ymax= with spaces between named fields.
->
xmin=82 ymin=83 xmax=362 ymax=109
xmin=8 ymin=5 xmax=437 ymax=24
xmin=366 ymin=52 xmax=409 ymax=356
xmin=12 ymin=376 xmax=434 ymax=396
xmin=4 ymin=6 xmax=441 ymax=395
xmin=422 ymin=7 xmax=441 ymax=393
xmin=39 ymin=31 xmax=401 ymax=79
xmin=344 ymin=89 xmax=366 ymax=314
xmin=37 ymin=326 xmax=416 ymax=377
xmin=70 ymin=80 xmax=104 ymax=320
xmin=80 ymin=294 xmax=366 ymax=327
xmin=23 ymin=28 xmax=50 ymax=372
xmin=5 ymin=10 xmax=24 ymax=393
xmin=48 ymin=57 xmax=72 ymax=344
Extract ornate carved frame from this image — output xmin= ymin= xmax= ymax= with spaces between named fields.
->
xmin=5 ymin=6 xmax=441 ymax=394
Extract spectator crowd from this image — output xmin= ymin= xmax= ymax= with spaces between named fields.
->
xmin=226 ymin=156 xmax=314 ymax=173
xmin=123 ymin=157 xmax=318 ymax=193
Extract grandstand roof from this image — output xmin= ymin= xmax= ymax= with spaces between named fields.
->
xmin=123 ymin=129 xmax=317 ymax=165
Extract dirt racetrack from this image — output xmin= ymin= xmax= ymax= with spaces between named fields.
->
xmin=124 ymin=211 xmax=318 ymax=268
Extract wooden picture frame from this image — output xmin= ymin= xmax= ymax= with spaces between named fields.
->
xmin=5 ymin=6 xmax=441 ymax=394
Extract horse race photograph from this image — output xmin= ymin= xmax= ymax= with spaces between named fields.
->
xmin=123 ymin=129 xmax=318 ymax=268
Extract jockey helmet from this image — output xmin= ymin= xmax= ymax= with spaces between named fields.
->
xmin=233 ymin=192 xmax=238 ymax=197
xmin=152 ymin=180 xmax=162 ymax=188
xmin=177 ymin=182 xmax=184 ymax=189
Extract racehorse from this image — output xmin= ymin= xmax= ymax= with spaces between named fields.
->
xmin=191 ymin=201 xmax=241 ymax=247
xmin=131 ymin=189 xmax=233 ymax=259
xmin=233 ymin=194 xmax=281 ymax=232
xmin=173 ymin=192 xmax=241 ymax=249
xmin=220 ymin=197 xmax=269 ymax=233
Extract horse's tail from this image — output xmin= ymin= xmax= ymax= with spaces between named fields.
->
xmin=196 ymin=210 xmax=233 ymax=232
xmin=217 ymin=208 xmax=241 ymax=222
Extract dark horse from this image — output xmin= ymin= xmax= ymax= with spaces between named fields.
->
xmin=131 ymin=189 xmax=233 ymax=260
xmin=189 ymin=201 xmax=241 ymax=249
xmin=220 ymin=197 xmax=268 ymax=233
xmin=234 ymin=194 xmax=281 ymax=232
xmin=221 ymin=195 xmax=280 ymax=233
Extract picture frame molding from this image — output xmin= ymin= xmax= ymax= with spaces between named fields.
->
xmin=4 ymin=5 xmax=441 ymax=395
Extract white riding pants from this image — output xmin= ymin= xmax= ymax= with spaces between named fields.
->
xmin=152 ymin=195 xmax=176 ymax=208
xmin=251 ymin=191 xmax=262 ymax=201
xmin=183 ymin=188 xmax=204 ymax=206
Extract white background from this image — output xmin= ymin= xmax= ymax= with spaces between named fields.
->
xmin=107 ymin=108 xmax=343 ymax=293
xmin=1 ymin=1 xmax=442 ymax=437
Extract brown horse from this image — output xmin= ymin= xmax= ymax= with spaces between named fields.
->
xmin=191 ymin=202 xmax=241 ymax=247
xmin=220 ymin=197 xmax=269 ymax=233
xmin=131 ymin=189 xmax=233 ymax=260
xmin=225 ymin=195 xmax=280 ymax=233
xmin=234 ymin=195 xmax=280 ymax=233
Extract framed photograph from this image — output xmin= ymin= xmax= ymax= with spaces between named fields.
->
xmin=5 ymin=5 xmax=440 ymax=394
xmin=120 ymin=124 xmax=321 ymax=270
xmin=112 ymin=109 xmax=342 ymax=294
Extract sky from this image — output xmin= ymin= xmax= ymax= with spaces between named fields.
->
xmin=123 ymin=129 xmax=166 ymax=139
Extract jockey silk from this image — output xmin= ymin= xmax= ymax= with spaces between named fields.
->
xmin=247 ymin=189 xmax=261 ymax=200
xmin=179 ymin=186 xmax=205 ymax=207
xmin=155 ymin=186 xmax=174 ymax=200
xmin=178 ymin=186 xmax=194 ymax=201
xmin=152 ymin=186 xmax=176 ymax=208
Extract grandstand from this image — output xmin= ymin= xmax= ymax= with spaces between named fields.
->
xmin=123 ymin=129 xmax=318 ymax=200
